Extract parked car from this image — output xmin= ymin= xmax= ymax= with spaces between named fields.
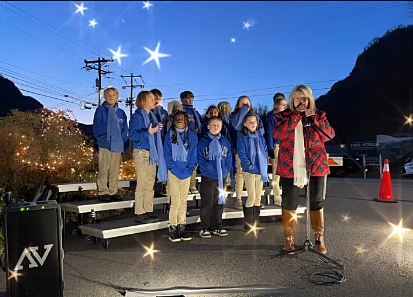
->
xmin=401 ymin=157 xmax=413 ymax=177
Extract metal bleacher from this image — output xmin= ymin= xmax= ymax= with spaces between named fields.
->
xmin=79 ymin=206 xmax=307 ymax=250
xmin=53 ymin=175 xmax=306 ymax=250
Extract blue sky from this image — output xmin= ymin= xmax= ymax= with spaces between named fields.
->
xmin=0 ymin=1 xmax=411 ymax=124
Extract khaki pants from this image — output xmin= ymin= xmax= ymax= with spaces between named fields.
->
xmin=97 ymin=148 xmax=121 ymax=196
xmin=133 ymin=149 xmax=156 ymax=215
xmin=243 ymin=172 xmax=263 ymax=207
xmin=272 ymin=144 xmax=282 ymax=200
xmin=168 ymin=172 xmax=191 ymax=226
xmin=235 ymin=153 xmax=244 ymax=200
xmin=189 ymin=167 xmax=198 ymax=190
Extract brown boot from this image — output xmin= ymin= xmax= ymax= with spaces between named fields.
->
xmin=281 ymin=209 xmax=297 ymax=252
xmin=310 ymin=209 xmax=327 ymax=255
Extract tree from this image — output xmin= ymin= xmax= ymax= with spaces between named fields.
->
xmin=0 ymin=109 xmax=96 ymax=198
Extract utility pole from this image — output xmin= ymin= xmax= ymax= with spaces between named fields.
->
xmin=83 ymin=57 xmax=114 ymax=105
xmin=121 ymin=73 xmax=144 ymax=120
xmin=121 ymin=73 xmax=144 ymax=154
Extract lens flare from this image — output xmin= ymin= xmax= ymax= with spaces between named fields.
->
xmin=245 ymin=222 xmax=265 ymax=237
xmin=387 ymin=219 xmax=409 ymax=243
xmin=142 ymin=242 xmax=159 ymax=260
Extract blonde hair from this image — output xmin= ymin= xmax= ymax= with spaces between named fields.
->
xmin=289 ymin=84 xmax=316 ymax=112
xmin=217 ymin=101 xmax=231 ymax=117
xmin=103 ymin=87 xmax=119 ymax=99
xmin=167 ymin=100 xmax=184 ymax=115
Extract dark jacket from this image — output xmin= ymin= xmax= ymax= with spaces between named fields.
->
xmin=182 ymin=104 xmax=203 ymax=135
xmin=265 ymin=109 xmax=281 ymax=152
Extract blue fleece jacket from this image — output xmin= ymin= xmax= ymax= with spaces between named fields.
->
xmin=237 ymin=131 xmax=268 ymax=175
xmin=163 ymin=129 xmax=198 ymax=180
xmin=182 ymin=104 xmax=203 ymax=135
xmin=265 ymin=110 xmax=281 ymax=151
xmin=93 ymin=101 xmax=128 ymax=151
xmin=197 ymin=134 xmax=233 ymax=180
xmin=229 ymin=109 xmax=265 ymax=151
xmin=129 ymin=109 xmax=157 ymax=151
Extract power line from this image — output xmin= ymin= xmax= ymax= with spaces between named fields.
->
xmin=121 ymin=73 xmax=144 ymax=120
xmin=1 ymin=1 xmax=101 ymax=57
xmin=0 ymin=17 xmax=84 ymax=60
xmin=83 ymin=57 xmax=115 ymax=105
xmin=156 ymin=64 xmax=353 ymax=88
xmin=121 ymin=73 xmax=144 ymax=151
xmin=164 ymin=78 xmax=341 ymax=100
xmin=1 ymin=2 xmax=138 ymax=77
xmin=0 ymin=60 xmax=92 ymax=89
xmin=0 ymin=67 xmax=84 ymax=101
xmin=19 ymin=88 xmax=80 ymax=105
xmin=164 ymin=1 xmax=406 ymax=58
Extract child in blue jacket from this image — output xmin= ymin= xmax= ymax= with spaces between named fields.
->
xmin=229 ymin=96 xmax=265 ymax=210
xmin=237 ymin=112 xmax=269 ymax=231
xmin=197 ymin=116 xmax=233 ymax=238
xmin=93 ymin=87 xmax=128 ymax=202
xmin=129 ymin=90 xmax=167 ymax=224
xmin=163 ymin=110 xmax=198 ymax=242
xmin=180 ymin=90 xmax=203 ymax=194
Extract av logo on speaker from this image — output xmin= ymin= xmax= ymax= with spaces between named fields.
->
xmin=14 ymin=244 xmax=54 ymax=271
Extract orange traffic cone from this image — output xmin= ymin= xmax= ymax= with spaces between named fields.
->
xmin=375 ymin=159 xmax=397 ymax=203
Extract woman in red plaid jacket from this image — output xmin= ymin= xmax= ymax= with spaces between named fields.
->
xmin=274 ymin=84 xmax=335 ymax=255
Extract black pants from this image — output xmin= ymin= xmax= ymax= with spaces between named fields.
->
xmin=200 ymin=176 xmax=224 ymax=230
xmin=280 ymin=176 xmax=326 ymax=211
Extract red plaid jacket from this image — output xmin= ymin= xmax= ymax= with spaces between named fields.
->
xmin=274 ymin=109 xmax=335 ymax=178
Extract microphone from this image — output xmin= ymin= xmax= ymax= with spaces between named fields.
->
xmin=301 ymin=110 xmax=315 ymax=125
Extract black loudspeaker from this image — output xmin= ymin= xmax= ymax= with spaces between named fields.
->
xmin=4 ymin=200 xmax=64 ymax=297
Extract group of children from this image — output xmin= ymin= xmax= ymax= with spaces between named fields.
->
xmin=93 ymin=85 xmax=316 ymax=248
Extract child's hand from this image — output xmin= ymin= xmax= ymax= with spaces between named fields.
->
xmin=148 ymin=125 xmax=159 ymax=135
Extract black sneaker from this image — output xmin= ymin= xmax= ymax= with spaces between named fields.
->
xmin=98 ymin=194 xmax=111 ymax=202
xmin=211 ymin=229 xmax=228 ymax=237
xmin=134 ymin=214 xmax=149 ymax=223
xmin=109 ymin=194 xmax=122 ymax=201
xmin=147 ymin=212 xmax=160 ymax=222
xmin=199 ymin=230 xmax=212 ymax=238
xmin=168 ymin=226 xmax=181 ymax=242
xmin=178 ymin=224 xmax=192 ymax=241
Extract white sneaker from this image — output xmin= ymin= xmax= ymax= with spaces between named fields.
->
xmin=212 ymin=229 xmax=228 ymax=237
xmin=199 ymin=230 xmax=211 ymax=238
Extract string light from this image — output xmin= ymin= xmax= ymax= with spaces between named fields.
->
xmin=119 ymin=159 xmax=136 ymax=180
xmin=11 ymin=109 xmax=95 ymax=181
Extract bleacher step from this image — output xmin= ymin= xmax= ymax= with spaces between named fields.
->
xmin=79 ymin=206 xmax=307 ymax=239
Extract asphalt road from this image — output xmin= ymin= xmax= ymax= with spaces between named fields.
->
xmin=1 ymin=177 xmax=413 ymax=297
